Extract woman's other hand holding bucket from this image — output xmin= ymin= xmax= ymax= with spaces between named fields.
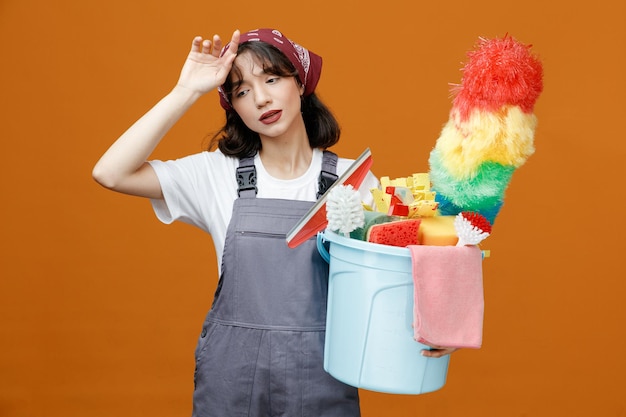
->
xmin=421 ymin=345 xmax=458 ymax=358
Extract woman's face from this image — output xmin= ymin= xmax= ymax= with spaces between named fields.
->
xmin=230 ymin=51 xmax=305 ymax=142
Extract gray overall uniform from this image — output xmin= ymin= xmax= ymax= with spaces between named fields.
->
xmin=192 ymin=152 xmax=360 ymax=417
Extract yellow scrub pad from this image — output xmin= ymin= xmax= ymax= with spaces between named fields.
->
xmin=370 ymin=188 xmax=391 ymax=213
xmin=418 ymin=216 xmax=458 ymax=246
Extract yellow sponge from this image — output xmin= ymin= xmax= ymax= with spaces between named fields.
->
xmin=417 ymin=216 xmax=458 ymax=246
xmin=370 ymin=188 xmax=391 ymax=213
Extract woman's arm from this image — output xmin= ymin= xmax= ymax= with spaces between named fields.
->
xmin=92 ymin=31 xmax=240 ymax=199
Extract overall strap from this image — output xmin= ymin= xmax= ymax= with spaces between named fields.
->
xmin=236 ymin=156 xmax=257 ymax=198
xmin=236 ymin=150 xmax=338 ymax=199
xmin=317 ymin=150 xmax=339 ymax=199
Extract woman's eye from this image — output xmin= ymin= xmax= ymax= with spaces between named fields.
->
xmin=235 ymin=89 xmax=248 ymax=98
xmin=267 ymin=77 xmax=279 ymax=84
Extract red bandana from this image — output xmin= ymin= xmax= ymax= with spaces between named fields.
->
xmin=218 ymin=28 xmax=322 ymax=110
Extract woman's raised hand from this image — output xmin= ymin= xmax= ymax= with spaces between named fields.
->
xmin=176 ymin=30 xmax=240 ymax=95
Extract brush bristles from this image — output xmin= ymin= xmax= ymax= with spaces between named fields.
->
xmin=326 ymin=185 xmax=365 ymax=235
xmin=454 ymin=212 xmax=491 ymax=246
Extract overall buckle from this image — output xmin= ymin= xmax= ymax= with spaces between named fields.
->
xmin=236 ymin=165 xmax=258 ymax=196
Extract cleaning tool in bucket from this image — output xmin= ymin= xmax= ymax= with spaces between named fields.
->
xmin=428 ymin=35 xmax=543 ymax=224
xmin=325 ymin=184 xmax=365 ymax=237
xmin=317 ymin=230 xmax=450 ymax=394
xmin=286 ymin=148 xmax=373 ymax=248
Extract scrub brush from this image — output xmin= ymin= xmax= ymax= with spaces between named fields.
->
xmin=454 ymin=211 xmax=492 ymax=246
xmin=326 ymin=184 xmax=365 ymax=237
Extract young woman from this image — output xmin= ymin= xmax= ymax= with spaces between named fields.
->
xmin=93 ymin=28 xmax=454 ymax=417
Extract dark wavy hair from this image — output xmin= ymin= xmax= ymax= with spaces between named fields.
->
xmin=208 ymin=41 xmax=340 ymax=157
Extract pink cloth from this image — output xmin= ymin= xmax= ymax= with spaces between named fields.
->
xmin=408 ymin=245 xmax=484 ymax=349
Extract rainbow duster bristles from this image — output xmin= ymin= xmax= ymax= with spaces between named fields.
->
xmin=429 ymin=35 xmax=543 ymax=224
xmin=452 ymin=36 xmax=543 ymax=121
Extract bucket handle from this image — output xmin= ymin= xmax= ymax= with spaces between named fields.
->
xmin=316 ymin=232 xmax=331 ymax=263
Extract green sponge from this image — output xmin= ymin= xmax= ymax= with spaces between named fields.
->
xmin=349 ymin=211 xmax=396 ymax=241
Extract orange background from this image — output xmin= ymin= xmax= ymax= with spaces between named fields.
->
xmin=1 ymin=0 xmax=625 ymax=416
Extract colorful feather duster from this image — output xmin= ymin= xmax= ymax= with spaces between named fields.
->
xmin=429 ymin=35 xmax=543 ymax=224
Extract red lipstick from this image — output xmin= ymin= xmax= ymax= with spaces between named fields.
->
xmin=259 ymin=110 xmax=282 ymax=124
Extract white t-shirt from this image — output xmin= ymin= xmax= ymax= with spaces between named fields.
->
xmin=149 ymin=148 xmax=378 ymax=274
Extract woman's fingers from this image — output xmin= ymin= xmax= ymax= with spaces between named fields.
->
xmin=421 ymin=347 xmax=458 ymax=358
xmin=192 ymin=36 xmax=214 ymax=56
xmin=211 ymin=34 xmax=222 ymax=57
xmin=189 ymin=35 xmax=218 ymax=56
xmin=227 ymin=29 xmax=240 ymax=55
xmin=189 ymin=30 xmax=239 ymax=59
xmin=202 ymin=39 xmax=212 ymax=55
xmin=190 ymin=36 xmax=204 ymax=53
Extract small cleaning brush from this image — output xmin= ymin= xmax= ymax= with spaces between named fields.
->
xmin=454 ymin=211 xmax=492 ymax=246
xmin=326 ymin=184 xmax=365 ymax=237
